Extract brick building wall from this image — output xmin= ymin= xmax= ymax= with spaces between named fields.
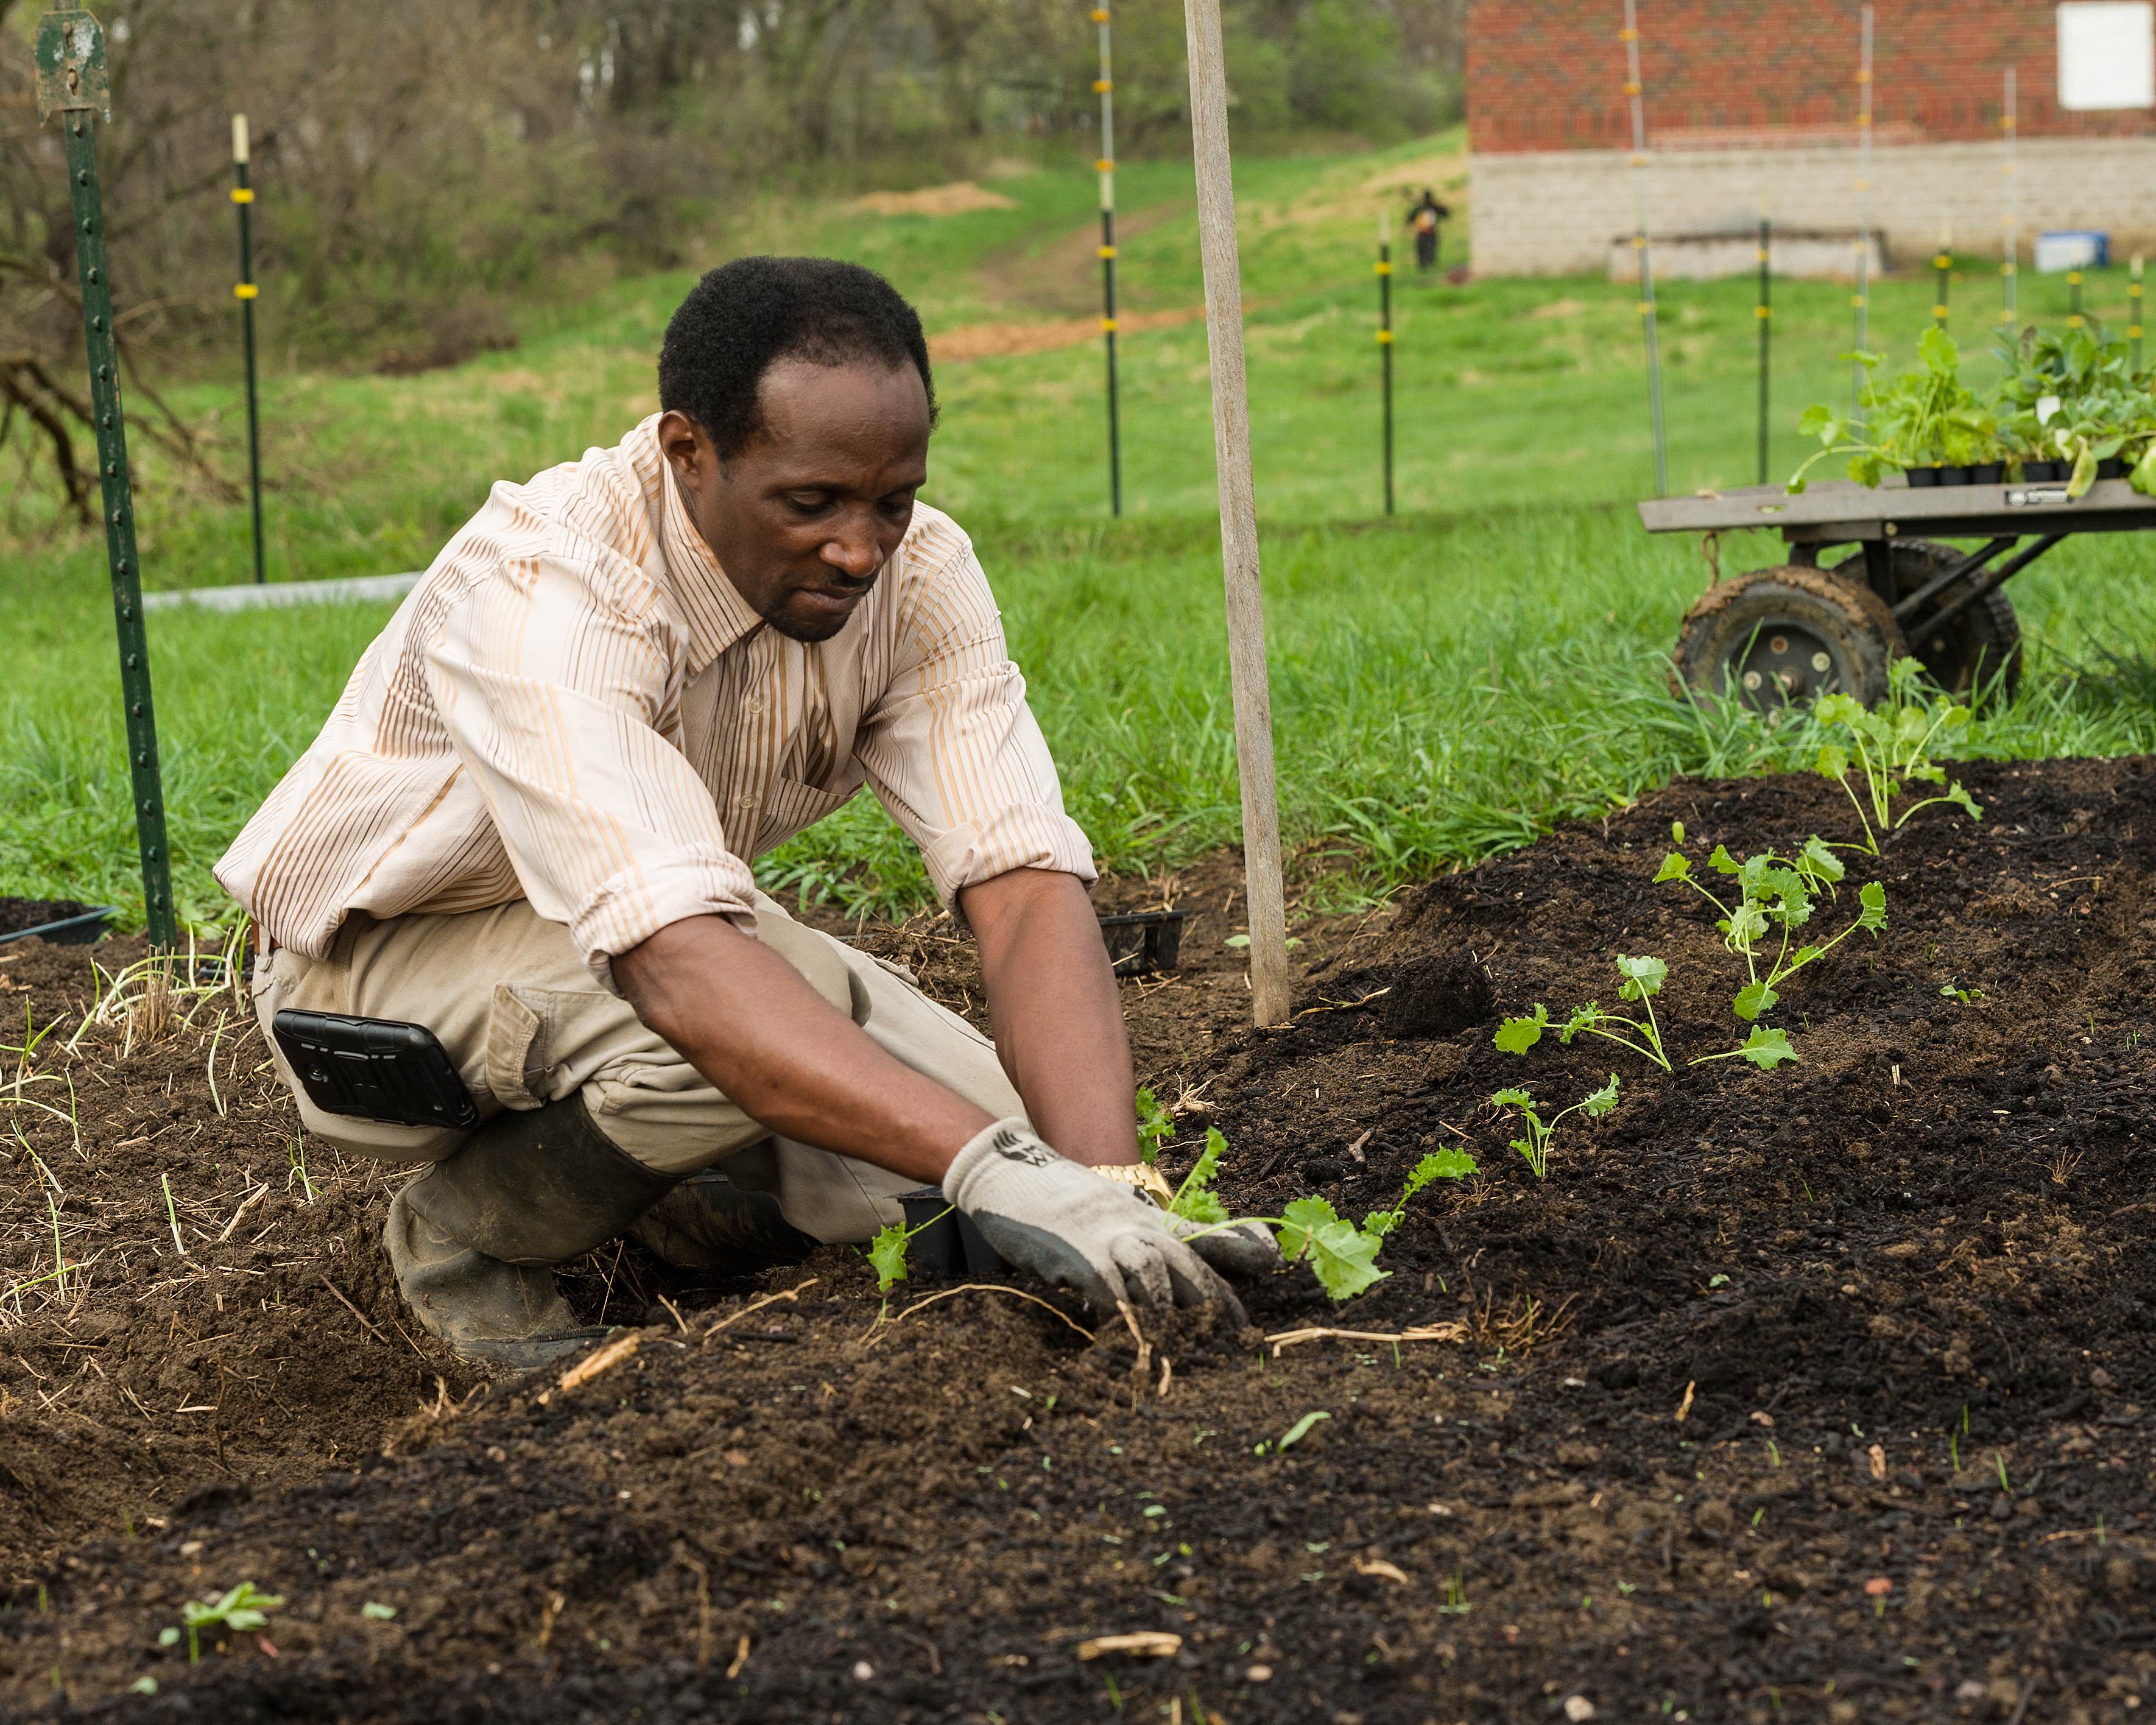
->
xmin=1468 ymin=0 xmax=2156 ymax=273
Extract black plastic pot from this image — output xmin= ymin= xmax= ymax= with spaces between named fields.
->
xmin=897 ymin=1187 xmax=1006 ymax=1278
xmin=1097 ymin=909 xmax=1188 ymax=979
xmin=1904 ymin=466 xmax=1942 ymax=488
xmin=2099 ymin=456 xmax=2129 ymax=481
xmin=2020 ymin=459 xmax=2065 ymax=481
xmin=1970 ymin=461 xmax=2004 ymax=484
xmin=1939 ymin=465 xmax=1972 ymax=486
xmin=0 ymin=905 xmax=116 ymax=948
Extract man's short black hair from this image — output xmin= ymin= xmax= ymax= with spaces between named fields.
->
xmin=658 ymin=256 xmax=937 ymax=459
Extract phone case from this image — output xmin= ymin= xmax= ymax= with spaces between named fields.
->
xmin=270 ymin=1009 xmax=479 ymax=1131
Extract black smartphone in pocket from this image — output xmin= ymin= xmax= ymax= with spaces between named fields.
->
xmin=270 ymin=1009 xmax=479 ymax=1131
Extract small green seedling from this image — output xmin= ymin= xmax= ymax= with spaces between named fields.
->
xmin=1277 ymin=1410 xmax=1331 ymax=1453
xmin=1658 ymin=841 xmax=1885 ymax=1028
xmin=361 ymin=1602 xmax=397 ymax=1621
xmin=1134 ymin=1086 xmax=1174 ymax=1166
xmin=1490 ymin=1076 xmax=1619 ymax=1180
xmin=1495 ymin=955 xmax=1672 ymax=1073
xmin=158 ymin=1582 xmax=283 ymax=1663
xmin=1939 ymin=982 xmax=1984 ymax=1006
xmin=1814 ymin=659 xmax=1983 ymax=855
xmin=867 ymin=1204 xmax=954 ymax=1294
xmin=1692 ymin=1025 xmax=1801 ymax=1071
xmin=1439 ymin=1572 xmax=1471 ymax=1614
xmin=1181 ymin=1138 xmax=1476 ymax=1301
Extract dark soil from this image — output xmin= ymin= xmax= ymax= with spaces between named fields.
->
xmin=5 ymin=758 xmax=2156 ymax=1723
xmin=0 ymin=900 xmax=97 ymax=940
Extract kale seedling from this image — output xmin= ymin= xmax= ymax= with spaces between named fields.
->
xmin=1657 ymin=840 xmax=1886 ymax=1028
xmin=1490 ymin=1076 xmax=1620 ymax=1180
xmin=1134 ymin=1085 xmax=1175 ymax=1166
xmin=1495 ymin=955 xmax=1671 ymax=1072
xmin=1814 ymin=658 xmax=1983 ymax=855
xmin=867 ymin=1205 xmax=953 ymax=1294
xmin=158 ymin=1583 xmax=283 ymax=1663
xmin=1939 ymin=982 xmax=1984 ymax=1006
xmin=1178 ymin=1132 xmax=1476 ymax=1301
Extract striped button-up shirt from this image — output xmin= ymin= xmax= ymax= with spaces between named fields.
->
xmin=214 ymin=414 xmax=1095 ymax=987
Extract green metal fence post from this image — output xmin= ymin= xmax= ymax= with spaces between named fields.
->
xmin=35 ymin=7 xmax=178 ymax=949
xmin=1091 ymin=5 xmax=1122 ymax=517
xmin=1376 ymin=214 xmax=1394 ymax=516
xmin=232 ymin=113 xmax=266 ymax=584
xmin=1756 ymin=216 xmax=1771 ymax=485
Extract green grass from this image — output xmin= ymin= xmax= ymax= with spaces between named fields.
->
xmin=9 ymin=131 xmax=2156 ymax=930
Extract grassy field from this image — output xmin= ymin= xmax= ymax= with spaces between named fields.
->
xmin=9 ymin=132 xmax=2156 ymax=930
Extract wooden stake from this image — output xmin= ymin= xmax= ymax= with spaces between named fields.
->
xmin=1181 ymin=0 xmax=1292 ymax=1028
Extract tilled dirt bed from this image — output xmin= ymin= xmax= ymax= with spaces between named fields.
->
xmin=4 ymin=758 xmax=2156 ymax=1723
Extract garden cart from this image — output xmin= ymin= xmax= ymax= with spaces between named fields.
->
xmin=1639 ymin=471 xmax=2156 ymax=707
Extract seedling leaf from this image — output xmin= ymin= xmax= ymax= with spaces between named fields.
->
xmin=1170 ymin=1127 xmax=1231 ymax=1224
xmin=1708 ymin=844 xmax=1741 ymax=875
xmin=1277 ymin=1197 xmax=1389 ymax=1301
xmin=1493 ymin=1004 xmax=1549 ymax=1054
xmin=1580 ymin=1073 xmax=1621 ymax=1116
xmin=1857 ymin=880 xmax=1887 ymax=930
xmin=1277 ymin=1410 xmax=1331 ymax=1452
xmin=1736 ymin=1026 xmax=1799 ymax=1070
xmin=868 ymin=1222 xmax=911 ymax=1294
xmin=1616 ymin=954 xmax=1667 ymax=1000
xmin=1731 ymin=979 xmax=1778 ymax=1022
xmin=1654 ymin=851 xmax=1691 ymax=884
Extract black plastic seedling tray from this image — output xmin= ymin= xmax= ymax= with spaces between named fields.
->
xmin=0 ymin=904 xmax=118 ymax=948
xmin=1097 ymin=909 xmax=1188 ymax=978
xmin=898 ymin=1187 xmax=1007 ymax=1278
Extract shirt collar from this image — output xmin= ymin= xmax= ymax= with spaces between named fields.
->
xmin=637 ymin=417 xmax=765 ymax=672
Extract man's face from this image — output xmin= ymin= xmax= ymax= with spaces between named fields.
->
xmin=659 ymin=358 xmax=931 ymax=643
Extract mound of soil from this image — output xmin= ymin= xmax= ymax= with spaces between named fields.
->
xmin=5 ymin=758 xmax=2156 ymax=1723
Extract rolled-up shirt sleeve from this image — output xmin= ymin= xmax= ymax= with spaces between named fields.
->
xmin=855 ymin=535 xmax=1096 ymax=905
xmin=425 ymin=545 xmax=757 ymax=988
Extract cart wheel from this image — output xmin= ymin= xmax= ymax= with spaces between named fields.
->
xmin=1671 ymin=565 xmax=1904 ymax=709
xmin=1827 ymin=540 xmax=2022 ymax=707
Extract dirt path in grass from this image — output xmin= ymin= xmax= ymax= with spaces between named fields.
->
xmin=5 ymin=759 xmax=2156 ymax=1721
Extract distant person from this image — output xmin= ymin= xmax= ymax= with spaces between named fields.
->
xmin=219 ymin=258 xmax=1277 ymax=1367
xmin=1407 ymin=188 xmax=1450 ymax=272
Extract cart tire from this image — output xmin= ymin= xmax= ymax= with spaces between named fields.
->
xmin=1827 ymin=540 xmax=2022 ymax=707
xmin=1671 ymin=565 xmax=1905 ymax=709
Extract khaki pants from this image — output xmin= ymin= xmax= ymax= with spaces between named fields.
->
xmin=252 ymin=893 xmax=1021 ymax=1243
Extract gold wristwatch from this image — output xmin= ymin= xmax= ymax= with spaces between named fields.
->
xmin=1094 ymin=1162 xmax=1176 ymax=1207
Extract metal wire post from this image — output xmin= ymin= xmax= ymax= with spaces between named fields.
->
xmin=2068 ymin=267 xmax=2085 ymax=331
xmin=1934 ymin=230 xmax=1952 ymax=331
xmin=1851 ymin=3 xmax=1873 ymax=420
xmin=1757 ymin=216 xmax=1772 ymax=485
xmin=2002 ymin=67 xmax=2019 ymax=328
xmin=1622 ymin=0 xmax=1668 ymax=498
xmin=1091 ymin=6 xmax=1122 ymax=517
xmin=1376 ymin=212 xmax=1395 ymax=516
xmin=232 ymin=113 xmax=265 ymax=584
xmin=34 ymin=8 xmax=177 ymax=948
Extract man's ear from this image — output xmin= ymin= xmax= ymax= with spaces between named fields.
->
xmin=657 ymin=409 xmax=710 ymax=485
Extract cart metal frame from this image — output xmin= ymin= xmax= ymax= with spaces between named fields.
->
xmin=1640 ymin=474 xmax=2156 ymax=697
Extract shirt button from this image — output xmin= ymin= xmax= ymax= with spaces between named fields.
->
xmin=742 ymin=697 xmax=762 ymax=714
xmin=736 ymin=793 xmax=754 ymax=808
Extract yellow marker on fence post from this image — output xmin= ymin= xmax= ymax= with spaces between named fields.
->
xmin=2132 ymin=254 xmax=2144 ymax=370
xmin=232 ymin=112 xmax=266 ymax=585
xmin=2001 ymin=67 xmax=2020 ymax=328
xmin=1757 ymin=213 xmax=1772 ymax=484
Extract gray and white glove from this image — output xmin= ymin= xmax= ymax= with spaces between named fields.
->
xmin=943 ymin=1120 xmax=1244 ymax=1320
xmin=1166 ymin=1214 xmax=1283 ymax=1278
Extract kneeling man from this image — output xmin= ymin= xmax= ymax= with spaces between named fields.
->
xmin=219 ymin=258 xmax=1272 ymax=1365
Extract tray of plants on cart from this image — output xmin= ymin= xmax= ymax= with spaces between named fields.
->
xmin=1791 ymin=322 xmax=2156 ymax=495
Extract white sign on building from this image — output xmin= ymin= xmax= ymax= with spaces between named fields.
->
xmin=2059 ymin=2 xmax=2156 ymax=110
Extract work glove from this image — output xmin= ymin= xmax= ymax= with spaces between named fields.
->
xmin=943 ymin=1119 xmax=1245 ymax=1321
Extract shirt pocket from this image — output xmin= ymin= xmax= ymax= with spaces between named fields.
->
xmin=754 ymin=775 xmax=858 ymax=856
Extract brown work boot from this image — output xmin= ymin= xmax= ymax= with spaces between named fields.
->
xmin=383 ymin=1094 xmax=675 ymax=1369
xmin=629 ymin=1169 xmax=817 ymax=1272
